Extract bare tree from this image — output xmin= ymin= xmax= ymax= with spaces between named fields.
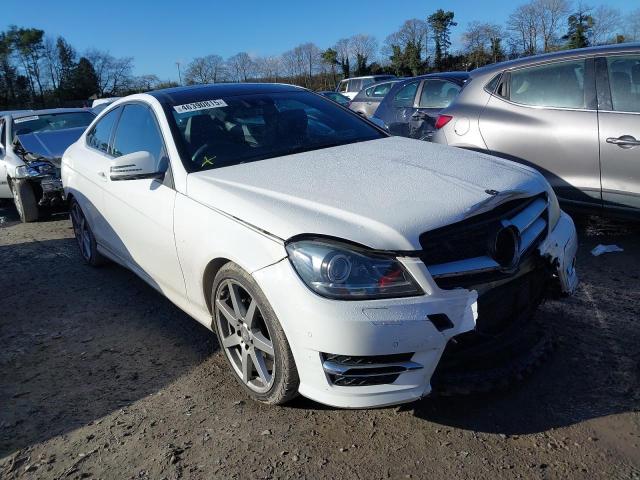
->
xmin=625 ymin=8 xmax=640 ymax=41
xmin=533 ymin=0 xmax=571 ymax=51
xmin=398 ymin=19 xmax=430 ymax=60
xmin=227 ymin=52 xmax=254 ymax=82
xmin=184 ymin=54 xmax=226 ymax=84
xmin=42 ymin=36 xmax=60 ymax=90
xmin=298 ymin=42 xmax=321 ymax=87
xmin=130 ymin=74 xmax=160 ymax=92
xmin=334 ymin=38 xmax=351 ymax=77
xmin=590 ymin=5 xmax=623 ymax=45
xmin=463 ymin=22 xmax=505 ymax=68
xmin=350 ymin=34 xmax=378 ymax=74
xmin=507 ymin=3 xmax=540 ymax=55
xmin=254 ymin=56 xmax=281 ymax=82
xmin=85 ymin=49 xmax=133 ymax=96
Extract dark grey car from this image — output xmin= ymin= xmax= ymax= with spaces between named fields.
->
xmin=348 ymin=80 xmax=398 ymax=117
xmin=433 ymin=43 xmax=640 ymax=216
xmin=372 ymin=72 xmax=469 ymax=141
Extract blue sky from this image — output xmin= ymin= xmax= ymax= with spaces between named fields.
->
xmin=4 ymin=0 xmax=635 ymax=81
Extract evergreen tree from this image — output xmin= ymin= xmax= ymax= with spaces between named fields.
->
xmin=563 ymin=8 xmax=594 ymax=49
xmin=427 ymin=9 xmax=457 ymax=71
xmin=70 ymin=57 xmax=99 ymax=100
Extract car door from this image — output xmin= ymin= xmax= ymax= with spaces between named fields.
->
xmin=101 ymin=102 xmax=186 ymax=299
xmin=411 ymin=78 xmax=462 ymax=140
xmin=385 ymin=80 xmax=420 ymax=137
xmin=480 ymin=57 xmax=601 ymax=207
xmin=596 ymin=54 xmax=640 ymax=211
xmin=0 ymin=119 xmax=11 ymax=198
xmin=74 ymin=106 xmax=122 ymax=241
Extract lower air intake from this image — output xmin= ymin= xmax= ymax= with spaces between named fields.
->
xmin=321 ymin=353 xmax=421 ymax=386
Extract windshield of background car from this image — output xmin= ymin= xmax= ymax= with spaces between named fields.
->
xmin=12 ymin=112 xmax=94 ymax=142
xmin=168 ymin=91 xmax=385 ymax=172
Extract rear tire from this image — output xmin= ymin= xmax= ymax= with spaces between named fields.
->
xmin=69 ymin=199 xmax=106 ymax=267
xmin=11 ymin=179 xmax=39 ymax=223
xmin=212 ymin=262 xmax=299 ymax=405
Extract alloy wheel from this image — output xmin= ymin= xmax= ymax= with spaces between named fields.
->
xmin=70 ymin=202 xmax=92 ymax=261
xmin=214 ymin=279 xmax=276 ymax=393
xmin=11 ymin=183 xmax=23 ymax=220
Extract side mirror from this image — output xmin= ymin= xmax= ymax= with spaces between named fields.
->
xmin=109 ymin=151 xmax=166 ymax=181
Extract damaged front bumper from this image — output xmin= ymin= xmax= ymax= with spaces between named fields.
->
xmin=252 ymin=212 xmax=578 ymax=409
xmin=14 ymin=162 xmax=65 ymax=208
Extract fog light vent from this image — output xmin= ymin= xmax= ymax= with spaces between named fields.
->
xmin=428 ymin=313 xmax=454 ymax=331
xmin=321 ymin=352 xmax=422 ymax=387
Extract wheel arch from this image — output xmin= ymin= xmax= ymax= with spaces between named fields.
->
xmin=203 ymin=257 xmax=233 ymax=314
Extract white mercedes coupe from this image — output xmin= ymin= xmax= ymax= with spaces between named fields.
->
xmin=62 ymin=84 xmax=578 ymax=408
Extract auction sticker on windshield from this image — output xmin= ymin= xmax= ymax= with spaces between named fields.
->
xmin=15 ymin=116 xmax=40 ymax=123
xmin=173 ymin=100 xmax=228 ymax=114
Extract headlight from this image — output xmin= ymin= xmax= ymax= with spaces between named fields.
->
xmin=547 ymin=188 xmax=560 ymax=229
xmin=14 ymin=165 xmax=30 ymax=178
xmin=286 ymin=238 xmax=423 ymax=300
xmin=14 ymin=162 xmax=54 ymax=178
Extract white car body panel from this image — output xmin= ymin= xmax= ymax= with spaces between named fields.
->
xmin=62 ymin=91 xmax=579 ymax=408
xmin=187 ymin=136 xmax=549 ymax=251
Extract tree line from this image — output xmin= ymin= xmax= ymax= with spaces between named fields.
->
xmin=2 ymin=1 xmax=639 ymax=109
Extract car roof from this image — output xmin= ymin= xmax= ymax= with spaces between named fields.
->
xmin=340 ymin=75 xmax=396 ymax=81
xmin=9 ymin=108 xmax=92 ymax=119
xmin=471 ymin=42 xmax=640 ymax=76
xmin=149 ymin=83 xmax=306 ymax=105
xmin=393 ymin=71 xmax=470 ymax=87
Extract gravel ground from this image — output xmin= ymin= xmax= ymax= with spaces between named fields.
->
xmin=0 ymin=202 xmax=639 ymax=480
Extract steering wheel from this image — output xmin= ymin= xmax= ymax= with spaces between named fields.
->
xmin=191 ymin=143 xmax=210 ymax=164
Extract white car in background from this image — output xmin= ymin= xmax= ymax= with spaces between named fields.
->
xmin=62 ymin=84 xmax=578 ymax=408
xmin=336 ymin=75 xmax=396 ymax=100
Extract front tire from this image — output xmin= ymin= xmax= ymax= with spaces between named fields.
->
xmin=212 ymin=262 xmax=299 ymax=405
xmin=11 ymin=179 xmax=39 ymax=223
xmin=69 ymin=199 xmax=106 ymax=267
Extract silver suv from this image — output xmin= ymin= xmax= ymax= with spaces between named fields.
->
xmin=433 ymin=43 xmax=640 ymax=217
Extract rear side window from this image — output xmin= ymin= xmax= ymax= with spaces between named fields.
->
xmin=606 ymin=55 xmax=640 ymax=113
xmin=372 ymin=82 xmax=393 ymax=97
xmin=348 ymin=79 xmax=363 ymax=92
xmin=509 ymin=60 xmax=586 ymax=109
xmin=112 ymin=104 xmax=165 ymax=165
xmin=338 ymin=80 xmax=348 ymax=93
xmin=0 ymin=120 xmax=5 ymax=148
xmin=393 ymin=82 xmax=419 ymax=108
xmin=361 ymin=78 xmax=375 ymax=88
xmin=485 ymin=73 xmax=502 ymax=93
xmin=86 ymin=108 xmax=120 ymax=155
xmin=418 ymin=80 xmax=461 ymax=108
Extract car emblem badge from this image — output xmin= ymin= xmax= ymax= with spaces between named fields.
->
xmin=492 ymin=223 xmax=521 ymax=270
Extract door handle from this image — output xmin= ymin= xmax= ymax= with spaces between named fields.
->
xmin=97 ymin=171 xmax=107 ymax=181
xmin=606 ymin=136 xmax=640 ymax=148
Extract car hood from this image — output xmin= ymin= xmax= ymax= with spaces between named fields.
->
xmin=16 ymin=127 xmax=86 ymax=166
xmin=186 ymin=136 xmax=548 ymax=250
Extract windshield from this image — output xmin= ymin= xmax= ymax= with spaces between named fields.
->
xmin=12 ymin=112 xmax=94 ymax=142
xmin=168 ymin=91 xmax=385 ymax=172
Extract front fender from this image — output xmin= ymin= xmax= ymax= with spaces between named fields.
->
xmin=173 ymin=193 xmax=287 ymax=326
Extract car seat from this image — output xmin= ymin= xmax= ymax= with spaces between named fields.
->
xmin=276 ymin=109 xmax=308 ymax=147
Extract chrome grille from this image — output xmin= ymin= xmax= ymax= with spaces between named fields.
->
xmin=420 ymin=194 xmax=548 ymax=289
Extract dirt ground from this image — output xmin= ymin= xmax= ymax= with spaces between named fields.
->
xmin=0 ymin=201 xmax=639 ymax=480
